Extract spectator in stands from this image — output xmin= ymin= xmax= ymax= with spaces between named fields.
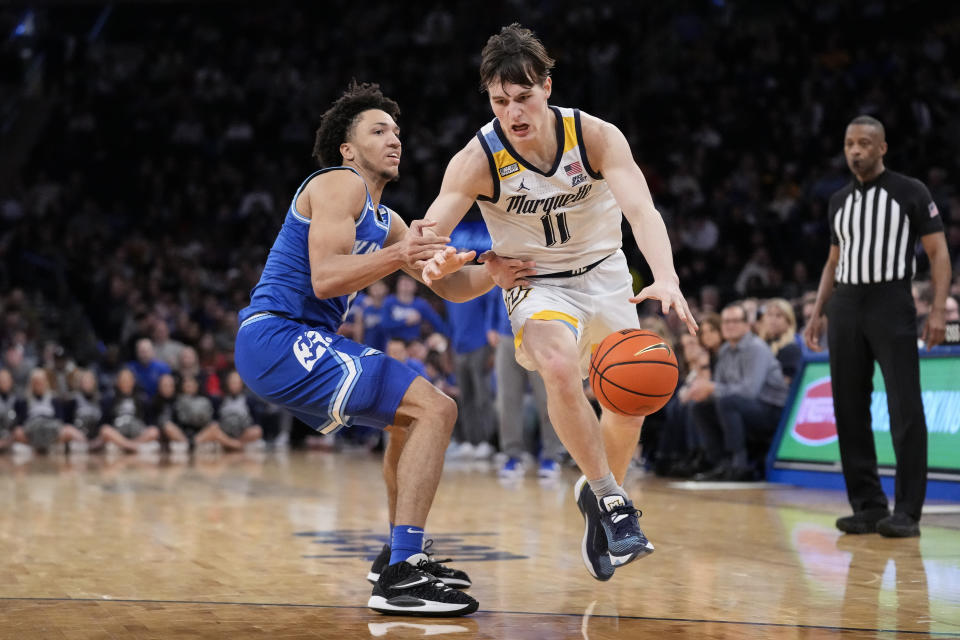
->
xmin=946 ymin=295 xmax=959 ymax=323
xmin=152 ymin=319 xmax=185 ymax=370
xmin=150 ymin=373 xmax=186 ymax=454
xmin=759 ymin=298 xmax=803 ymax=384
xmin=2 ymin=343 xmax=32 ymax=392
xmin=655 ymin=333 xmax=709 ymax=477
xmin=443 ymin=289 xmax=498 ymax=462
xmin=168 ymin=375 xmax=218 ymax=452
xmin=211 ymin=371 xmax=264 ymax=452
xmin=94 ymin=343 xmax=124 ymax=394
xmin=11 ymin=368 xmax=86 ymax=455
xmin=0 ymin=368 xmax=18 ymax=451
xmin=127 ymin=337 xmax=171 ymax=397
xmin=386 ymin=338 xmax=428 ymax=379
xmin=698 ymin=312 xmax=723 ymax=370
xmin=381 ymin=275 xmax=447 ymax=343
xmin=687 ymin=303 xmax=789 ymax=481
xmin=196 ymin=332 xmax=228 ymax=397
xmin=97 ymin=368 xmax=161 ymax=454
xmin=41 ymin=342 xmax=74 ymax=397
xmin=64 ymin=368 xmax=104 ymax=443
xmin=356 ymin=279 xmax=391 ymax=351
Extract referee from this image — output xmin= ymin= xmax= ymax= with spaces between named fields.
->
xmin=804 ymin=115 xmax=952 ymax=538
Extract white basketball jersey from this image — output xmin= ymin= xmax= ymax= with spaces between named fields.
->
xmin=476 ymin=106 xmax=623 ymax=274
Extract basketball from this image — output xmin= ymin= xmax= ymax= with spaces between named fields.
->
xmin=589 ymin=329 xmax=679 ymax=416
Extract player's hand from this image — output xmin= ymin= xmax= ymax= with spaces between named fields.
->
xmin=477 ymin=250 xmax=537 ymax=289
xmin=422 ymin=246 xmax=477 ymax=285
xmin=803 ymin=314 xmax=825 ymax=352
xmin=922 ymin=308 xmax=946 ymax=350
xmin=399 ymin=220 xmax=451 ymax=269
xmin=630 ymin=280 xmax=698 ymax=335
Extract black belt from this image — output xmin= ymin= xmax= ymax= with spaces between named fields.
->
xmin=528 ymin=253 xmax=612 ymax=279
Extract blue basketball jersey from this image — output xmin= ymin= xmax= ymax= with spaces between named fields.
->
xmin=238 ymin=166 xmax=393 ymax=331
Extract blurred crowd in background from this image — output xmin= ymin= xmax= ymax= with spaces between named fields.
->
xmin=0 ymin=1 xmax=958 ymax=478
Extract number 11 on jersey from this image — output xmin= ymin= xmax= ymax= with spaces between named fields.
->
xmin=540 ymin=211 xmax=571 ymax=246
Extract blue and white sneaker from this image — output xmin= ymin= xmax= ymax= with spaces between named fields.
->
xmin=537 ymin=458 xmax=561 ymax=481
xmin=598 ymin=493 xmax=655 ymax=566
xmin=574 ymin=475 xmax=614 ymax=581
xmin=498 ymin=456 xmax=525 ymax=479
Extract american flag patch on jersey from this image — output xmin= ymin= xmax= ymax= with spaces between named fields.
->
xmin=929 ymin=201 xmax=939 ymax=218
xmin=564 ymin=161 xmax=583 ymax=176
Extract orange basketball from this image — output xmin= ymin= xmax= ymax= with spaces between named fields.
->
xmin=589 ymin=329 xmax=679 ymax=417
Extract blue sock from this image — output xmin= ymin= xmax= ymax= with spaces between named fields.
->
xmin=388 ymin=524 xmax=394 ymax=545
xmin=389 ymin=525 xmax=424 ymax=565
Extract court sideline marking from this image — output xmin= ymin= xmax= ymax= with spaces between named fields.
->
xmin=0 ymin=596 xmax=956 ymax=636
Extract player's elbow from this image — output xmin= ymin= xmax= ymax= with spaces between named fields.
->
xmin=312 ymin=275 xmax=339 ymax=300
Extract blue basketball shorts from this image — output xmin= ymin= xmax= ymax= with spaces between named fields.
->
xmin=234 ymin=313 xmax=418 ymax=434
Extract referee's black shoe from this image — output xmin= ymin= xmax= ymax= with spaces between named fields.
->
xmin=877 ymin=513 xmax=920 ymax=538
xmin=836 ymin=507 xmax=890 ymax=534
xmin=368 ymin=555 xmax=478 ymax=617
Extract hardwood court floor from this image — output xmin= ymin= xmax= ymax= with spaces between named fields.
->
xmin=0 ymin=449 xmax=958 ymax=639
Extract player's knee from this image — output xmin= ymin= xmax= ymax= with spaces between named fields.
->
xmin=432 ymin=391 xmax=457 ymax=430
xmin=536 ymin=352 xmax=581 ymax=390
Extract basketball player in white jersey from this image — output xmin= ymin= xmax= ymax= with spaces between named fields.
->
xmin=421 ymin=24 xmax=698 ymax=580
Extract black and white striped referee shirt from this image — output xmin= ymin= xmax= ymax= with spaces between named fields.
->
xmin=829 ymin=170 xmax=944 ymax=285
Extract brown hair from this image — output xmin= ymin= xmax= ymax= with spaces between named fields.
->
xmin=479 ymin=23 xmax=555 ymax=92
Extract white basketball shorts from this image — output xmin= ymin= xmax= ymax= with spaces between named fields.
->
xmin=501 ymin=249 xmax=640 ymax=377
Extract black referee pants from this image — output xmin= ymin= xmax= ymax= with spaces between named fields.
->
xmin=826 ymin=281 xmax=927 ymax=521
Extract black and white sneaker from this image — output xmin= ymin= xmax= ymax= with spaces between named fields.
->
xmin=367 ymin=541 xmax=472 ymax=589
xmin=574 ymin=475 xmax=614 ymax=581
xmin=368 ymin=555 xmax=479 ymax=617
xmin=366 ymin=544 xmax=391 ymax=584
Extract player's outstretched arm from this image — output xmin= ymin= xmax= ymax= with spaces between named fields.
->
xmin=386 ymin=212 xmax=493 ymax=303
xmin=584 ymin=115 xmax=697 ymax=335
xmin=413 ymin=140 xmax=493 ymax=254
xmin=307 ymin=171 xmax=450 ymax=299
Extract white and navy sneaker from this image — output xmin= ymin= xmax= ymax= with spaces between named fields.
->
xmin=367 ymin=542 xmax=472 ymax=589
xmin=597 ymin=492 xmax=655 ymax=565
xmin=574 ymin=475 xmax=614 ymax=581
xmin=368 ymin=555 xmax=478 ymax=617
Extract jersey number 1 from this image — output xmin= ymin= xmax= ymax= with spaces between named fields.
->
xmin=540 ymin=212 xmax=571 ymax=246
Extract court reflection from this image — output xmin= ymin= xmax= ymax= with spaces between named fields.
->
xmin=837 ymin=535 xmax=930 ymax=635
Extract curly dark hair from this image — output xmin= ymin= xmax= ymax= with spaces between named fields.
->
xmin=312 ymin=81 xmax=401 ymax=168
xmin=479 ymin=23 xmax=555 ymax=92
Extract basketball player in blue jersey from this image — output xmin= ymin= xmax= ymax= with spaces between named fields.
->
xmin=420 ymin=25 xmax=699 ymax=581
xmin=235 ymin=82 xmax=512 ymax=617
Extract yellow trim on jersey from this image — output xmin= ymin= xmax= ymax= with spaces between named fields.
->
xmin=513 ymin=310 xmax=581 ymax=349
xmin=493 ymin=148 xmax=524 ymax=181
xmin=562 ymin=116 xmax=578 ymax=153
